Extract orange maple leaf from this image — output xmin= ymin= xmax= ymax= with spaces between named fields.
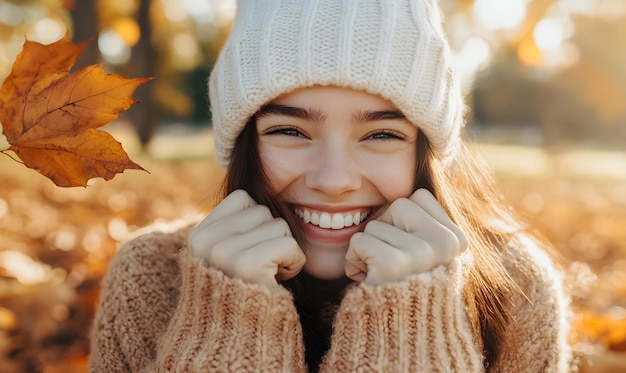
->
xmin=0 ymin=35 xmax=151 ymax=187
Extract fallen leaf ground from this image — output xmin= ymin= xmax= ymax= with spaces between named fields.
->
xmin=0 ymin=128 xmax=624 ymax=372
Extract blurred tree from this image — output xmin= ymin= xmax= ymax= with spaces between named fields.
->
xmin=539 ymin=14 xmax=626 ymax=148
xmin=4 ymin=0 xmax=624 ymax=149
xmin=469 ymin=0 xmax=626 ymax=149
xmin=119 ymin=0 xmax=157 ymax=147
xmin=472 ymin=48 xmax=542 ymax=125
xmin=68 ymin=0 xmax=100 ymax=69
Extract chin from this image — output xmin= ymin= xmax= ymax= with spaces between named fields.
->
xmin=302 ymin=252 xmax=347 ymax=280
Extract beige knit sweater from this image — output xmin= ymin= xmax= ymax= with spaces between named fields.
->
xmin=89 ymin=226 xmax=571 ymax=372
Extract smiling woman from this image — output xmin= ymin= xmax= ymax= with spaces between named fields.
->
xmin=254 ymin=87 xmax=418 ymax=280
xmin=89 ymin=1 xmax=572 ymax=372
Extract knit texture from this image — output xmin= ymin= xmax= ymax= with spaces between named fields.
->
xmin=209 ymin=0 xmax=465 ymax=168
xmin=89 ymin=227 xmax=571 ymax=372
xmin=319 ymin=253 xmax=483 ymax=372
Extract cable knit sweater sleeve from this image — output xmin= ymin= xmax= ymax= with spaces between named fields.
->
xmin=491 ymin=237 xmax=571 ymax=372
xmin=318 ymin=240 xmax=571 ymax=373
xmin=319 ymin=252 xmax=485 ymax=372
xmin=89 ymin=229 xmax=306 ymax=372
xmin=153 ymin=249 xmax=306 ymax=372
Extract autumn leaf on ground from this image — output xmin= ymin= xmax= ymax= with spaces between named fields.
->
xmin=0 ymin=35 xmax=151 ymax=187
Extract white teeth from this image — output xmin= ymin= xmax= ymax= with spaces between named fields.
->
xmin=311 ymin=212 xmax=320 ymax=225
xmin=331 ymin=214 xmax=344 ymax=229
xmin=294 ymin=208 xmax=370 ymax=229
xmin=319 ymin=213 xmax=332 ymax=228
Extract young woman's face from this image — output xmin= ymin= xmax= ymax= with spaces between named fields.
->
xmin=256 ymin=86 xmax=418 ymax=279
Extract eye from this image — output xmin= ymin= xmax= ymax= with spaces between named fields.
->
xmin=364 ymin=129 xmax=405 ymax=141
xmin=263 ymin=126 xmax=308 ymax=138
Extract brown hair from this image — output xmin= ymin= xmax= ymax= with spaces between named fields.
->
xmin=220 ymin=116 xmax=532 ymax=369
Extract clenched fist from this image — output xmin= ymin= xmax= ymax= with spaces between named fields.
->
xmin=345 ymin=189 xmax=468 ymax=284
xmin=188 ymin=189 xmax=306 ymax=289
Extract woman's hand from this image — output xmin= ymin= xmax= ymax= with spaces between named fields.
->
xmin=345 ymin=188 xmax=468 ymax=284
xmin=188 ymin=189 xmax=306 ymax=289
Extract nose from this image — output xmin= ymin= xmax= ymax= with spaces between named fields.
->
xmin=305 ymin=143 xmax=361 ymax=197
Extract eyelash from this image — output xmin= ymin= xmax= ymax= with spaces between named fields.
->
xmin=263 ymin=126 xmax=307 ymax=138
xmin=365 ymin=130 xmax=405 ymax=141
xmin=263 ymin=127 xmax=406 ymax=141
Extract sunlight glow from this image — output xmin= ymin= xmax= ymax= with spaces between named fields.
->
xmin=184 ymin=0 xmax=215 ymax=23
xmin=159 ymin=0 xmax=234 ymax=25
xmin=98 ymin=29 xmax=131 ymax=65
xmin=112 ymin=17 xmax=141 ymax=47
xmin=0 ymin=250 xmax=51 ymax=285
xmin=0 ymin=2 xmax=24 ymax=26
xmin=213 ymin=0 xmax=236 ymax=25
xmin=534 ymin=19 xmax=563 ymax=51
xmin=171 ymin=33 xmax=201 ymax=70
xmin=517 ymin=37 xmax=542 ymax=67
xmin=473 ymin=0 xmax=528 ymax=31
xmin=0 ymin=307 xmax=17 ymax=330
xmin=27 ymin=17 xmax=66 ymax=45
xmin=108 ymin=218 xmax=129 ymax=241
xmin=533 ymin=17 xmax=574 ymax=52
xmin=109 ymin=0 xmax=138 ymax=16
xmin=161 ymin=0 xmax=188 ymax=22
xmin=557 ymin=0 xmax=626 ymax=19
xmin=533 ymin=25 xmax=580 ymax=68
xmin=83 ymin=230 xmax=104 ymax=253
xmin=52 ymin=227 xmax=77 ymax=251
xmin=453 ymin=37 xmax=491 ymax=91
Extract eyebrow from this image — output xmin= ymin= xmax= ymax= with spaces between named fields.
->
xmin=255 ymin=103 xmax=406 ymax=124
xmin=256 ymin=104 xmax=326 ymax=123
xmin=352 ymin=109 xmax=406 ymax=124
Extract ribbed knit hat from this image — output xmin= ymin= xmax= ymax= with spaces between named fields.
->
xmin=209 ymin=0 xmax=465 ymax=168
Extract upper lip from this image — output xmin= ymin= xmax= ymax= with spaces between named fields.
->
xmin=290 ymin=203 xmax=377 ymax=213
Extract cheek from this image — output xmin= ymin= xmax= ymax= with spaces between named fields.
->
xmin=363 ymin=152 xmax=416 ymax=200
xmin=259 ymin=147 xmax=303 ymax=193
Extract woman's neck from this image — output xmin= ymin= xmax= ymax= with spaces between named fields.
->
xmin=284 ymin=271 xmax=353 ymax=372
xmin=298 ymin=270 xmax=353 ymax=303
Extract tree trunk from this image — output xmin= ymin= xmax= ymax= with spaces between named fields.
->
xmin=124 ymin=0 xmax=157 ymax=147
xmin=68 ymin=0 xmax=99 ymax=69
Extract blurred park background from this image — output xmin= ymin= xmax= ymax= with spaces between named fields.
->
xmin=0 ymin=0 xmax=625 ymax=371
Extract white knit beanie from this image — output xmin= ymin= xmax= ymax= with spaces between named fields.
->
xmin=209 ymin=0 xmax=465 ymax=168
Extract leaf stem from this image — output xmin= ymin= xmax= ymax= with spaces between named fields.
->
xmin=0 ymin=149 xmax=25 ymax=165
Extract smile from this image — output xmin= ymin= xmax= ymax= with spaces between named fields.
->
xmin=294 ymin=207 xmax=371 ymax=229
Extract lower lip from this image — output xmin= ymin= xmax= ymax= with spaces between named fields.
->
xmin=293 ymin=213 xmax=370 ymax=243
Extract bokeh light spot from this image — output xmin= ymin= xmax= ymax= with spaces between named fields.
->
xmin=27 ymin=18 xmax=66 ymax=45
xmin=183 ymin=0 xmax=214 ymax=23
xmin=98 ymin=29 xmax=131 ymax=65
xmin=473 ymin=0 xmax=527 ymax=31
xmin=0 ymin=2 xmax=24 ymax=26
xmin=171 ymin=33 xmax=200 ymax=70
xmin=0 ymin=250 xmax=51 ymax=285
xmin=108 ymin=218 xmax=129 ymax=241
xmin=53 ymin=228 xmax=77 ymax=251
xmin=112 ymin=17 xmax=141 ymax=47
